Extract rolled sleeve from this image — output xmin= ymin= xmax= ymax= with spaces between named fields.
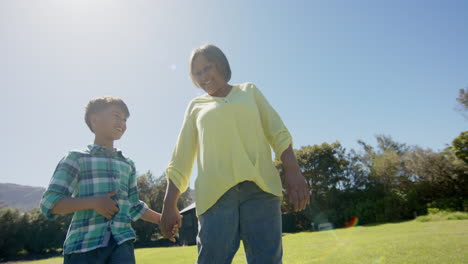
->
xmin=271 ymin=130 xmax=293 ymax=159
xmin=129 ymin=198 xmax=149 ymax=222
xmin=128 ymin=166 xmax=149 ymax=221
xmin=166 ymin=167 xmax=190 ymax=194
xmin=251 ymin=83 xmax=293 ymax=158
xmin=166 ymin=102 xmax=198 ymax=193
xmin=40 ymin=153 xmax=80 ymax=220
xmin=40 ymin=192 xmax=67 ymax=220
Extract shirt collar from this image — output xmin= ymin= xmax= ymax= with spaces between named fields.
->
xmin=87 ymin=144 xmax=124 ymax=157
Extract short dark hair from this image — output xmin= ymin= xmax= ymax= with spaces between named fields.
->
xmin=84 ymin=96 xmax=130 ymax=132
xmin=189 ymin=44 xmax=232 ymax=87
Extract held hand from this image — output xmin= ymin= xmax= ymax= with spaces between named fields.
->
xmin=93 ymin=190 xmax=119 ymax=219
xmin=161 ymin=206 xmax=183 ymax=239
xmin=284 ymin=169 xmax=310 ymax=212
xmin=167 ymin=218 xmax=183 ymax=242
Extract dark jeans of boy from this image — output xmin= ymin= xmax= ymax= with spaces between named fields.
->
xmin=64 ymin=236 xmax=135 ymax=264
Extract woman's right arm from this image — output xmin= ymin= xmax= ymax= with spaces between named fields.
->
xmin=161 ymin=180 xmax=183 ymax=238
xmin=161 ymin=103 xmax=198 ymax=238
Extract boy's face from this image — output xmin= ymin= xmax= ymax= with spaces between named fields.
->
xmin=91 ymin=105 xmax=127 ymax=141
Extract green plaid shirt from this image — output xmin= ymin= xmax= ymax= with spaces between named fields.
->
xmin=40 ymin=144 xmax=148 ymax=254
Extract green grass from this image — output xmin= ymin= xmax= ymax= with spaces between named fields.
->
xmin=16 ymin=220 xmax=468 ymax=264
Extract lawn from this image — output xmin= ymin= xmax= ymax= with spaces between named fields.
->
xmin=16 ymin=219 xmax=468 ymax=264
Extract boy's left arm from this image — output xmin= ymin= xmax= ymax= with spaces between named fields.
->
xmin=140 ymin=209 xmax=179 ymax=242
xmin=127 ymin=162 xmax=180 ymax=239
xmin=139 ymin=209 xmax=161 ymax=224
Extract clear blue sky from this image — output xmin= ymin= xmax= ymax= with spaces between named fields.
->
xmin=1 ymin=0 xmax=467 ymax=188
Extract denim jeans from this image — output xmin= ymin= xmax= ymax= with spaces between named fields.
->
xmin=64 ymin=236 xmax=135 ymax=264
xmin=197 ymin=181 xmax=283 ymax=264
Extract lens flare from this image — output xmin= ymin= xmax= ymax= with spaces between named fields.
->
xmin=345 ymin=216 xmax=359 ymax=228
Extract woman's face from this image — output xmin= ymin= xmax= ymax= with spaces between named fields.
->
xmin=192 ymin=54 xmax=227 ymax=95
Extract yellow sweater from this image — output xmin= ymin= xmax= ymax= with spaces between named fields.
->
xmin=166 ymin=82 xmax=293 ymax=216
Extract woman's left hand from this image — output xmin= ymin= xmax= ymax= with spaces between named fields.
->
xmin=284 ymin=168 xmax=310 ymax=212
xmin=281 ymin=145 xmax=310 ymax=212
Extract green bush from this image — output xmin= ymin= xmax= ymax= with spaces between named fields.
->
xmin=0 ymin=206 xmax=70 ymax=258
xmin=132 ymin=219 xmax=159 ymax=245
xmin=0 ymin=207 xmax=25 ymax=257
xmin=427 ymin=198 xmax=463 ymax=212
xmin=415 ymin=210 xmax=468 ymax=222
xmin=23 ymin=209 xmax=69 ymax=254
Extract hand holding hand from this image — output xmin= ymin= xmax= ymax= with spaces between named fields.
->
xmin=167 ymin=220 xmax=182 ymax=242
xmin=161 ymin=206 xmax=183 ymax=240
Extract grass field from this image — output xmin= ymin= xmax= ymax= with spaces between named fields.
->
xmin=14 ymin=219 xmax=468 ymax=264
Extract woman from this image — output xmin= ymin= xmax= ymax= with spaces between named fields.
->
xmin=161 ymin=44 xmax=309 ymax=263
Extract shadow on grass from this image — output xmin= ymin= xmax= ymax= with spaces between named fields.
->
xmin=0 ymin=250 xmax=62 ymax=263
xmin=358 ymin=219 xmax=411 ymax=227
xmin=0 ymin=238 xmax=184 ymax=263
xmin=134 ymin=238 xmax=180 ymax=249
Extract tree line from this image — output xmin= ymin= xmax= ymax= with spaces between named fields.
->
xmin=1 ymin=88 xmax=466 ymax=259
xmin=276 ymin=87 xmax=468 ymax=230
xmin=276 ymin=133 xmax=467 ymax=230
xmin=0 ymin=171 xmax=193 ymax=259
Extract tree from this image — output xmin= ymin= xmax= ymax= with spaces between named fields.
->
xmin=456 ymin=87 xmax=468 ymax=119
xmin=137 ymin=171 xmax=193 ymax=213
xmin=342 ymin=149 xmax=369 ymax=190
xmin=357 ymin=135 xmax=410 ymax=192
xmin=292 ymin=142 xmax=348 ymax=196
xmin=275 ymin=141 xmax=349 ymax=229
xmin=451 ymin=131 xmax=468 ymax=164
xmin=349 ymin=136 xmax=414 ymax=222
xmin=0 ymin=207 xmax=24 ymax=258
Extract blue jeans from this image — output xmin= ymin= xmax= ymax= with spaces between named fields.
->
xmin=197 ymin=181 xmax=283 ymax=264
xmin=64 ymin=236 xmax=135 ymax=264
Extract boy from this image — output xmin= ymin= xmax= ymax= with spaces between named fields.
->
xmin=40 ymin=96 xmax=179 ymax=263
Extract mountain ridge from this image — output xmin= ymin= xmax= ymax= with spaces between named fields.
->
xmin=0 ymin=183 xmax=45 ymax=211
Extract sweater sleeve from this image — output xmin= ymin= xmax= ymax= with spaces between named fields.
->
xmin=251 ymin=83 xmax=293 ymax=159
xmin=166 ymin=102 xmax=198 ymax=193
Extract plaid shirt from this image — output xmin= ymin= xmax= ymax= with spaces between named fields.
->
xmin=40 ymin=144 xmax=148 ymax=254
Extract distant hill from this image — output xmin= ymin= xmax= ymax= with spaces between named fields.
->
xmin=0 ymin=183 xmax=45 ymax=211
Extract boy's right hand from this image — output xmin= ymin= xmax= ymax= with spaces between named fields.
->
xmin=92 ymin=190 xmax=119 ymax=219
xmin=167 ymin=221 xmax=182 ymax=242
